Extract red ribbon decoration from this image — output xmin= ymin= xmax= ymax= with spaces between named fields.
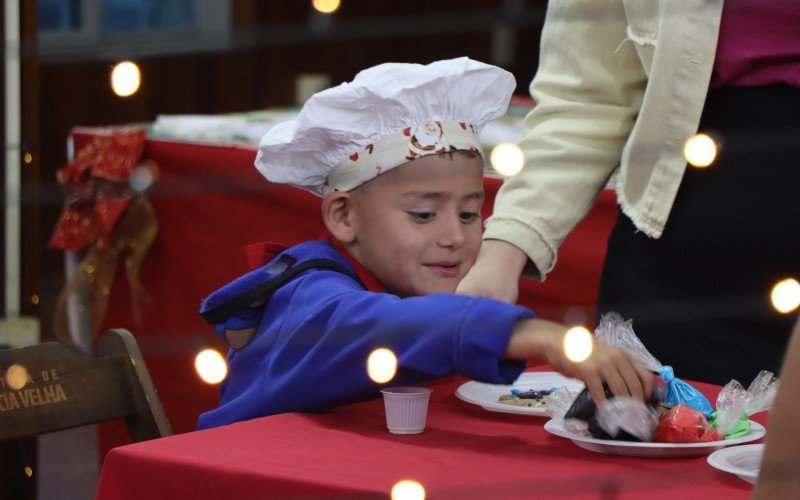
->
xmin=49 ymin=128 xmax=147 ymax=251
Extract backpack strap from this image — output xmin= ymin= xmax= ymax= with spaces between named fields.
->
xmin=199 ymin=255 xmax=364 ymax=325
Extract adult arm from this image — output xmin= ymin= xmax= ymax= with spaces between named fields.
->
xmin=461 ymin=0 xmax=647 ymax=302
xmin=753 ymin=317 xmax=800 ymax=498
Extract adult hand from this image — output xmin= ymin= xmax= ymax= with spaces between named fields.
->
xmin=456 ymin=240 xmax=528 ymax=303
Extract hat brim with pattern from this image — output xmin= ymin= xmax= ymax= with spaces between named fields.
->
xmin=255 ymin=57 xmax=516 ymax=196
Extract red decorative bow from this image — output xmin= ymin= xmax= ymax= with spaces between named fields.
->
xmin=49 ymin=128 xmax=147 ymax=251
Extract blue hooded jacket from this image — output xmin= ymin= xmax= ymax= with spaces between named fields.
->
xmin=197 ymin=240 xmax=533 ymax=429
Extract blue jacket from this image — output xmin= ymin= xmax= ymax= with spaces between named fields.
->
xmin=197 ymin=240 xmax=533 ymax=429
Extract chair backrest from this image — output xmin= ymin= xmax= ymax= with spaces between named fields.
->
xmin=0 ymin=328 xmax=171 ymax=442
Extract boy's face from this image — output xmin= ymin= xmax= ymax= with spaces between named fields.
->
xmin=346 ymin=153 xmax=485 ymax=296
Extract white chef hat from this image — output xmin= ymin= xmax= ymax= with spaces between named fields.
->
xmin=255 ymin=57 xmax=515 ymax=196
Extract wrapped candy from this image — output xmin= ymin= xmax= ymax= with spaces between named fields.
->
xmin=710 ymin=370 xmax=778 ymax=439
xmin=654 ymin=404 xmax=720 ymax=443
xmin=546 ymin=386 xmax=586 ymax=435
xmin=595 ymin=397 xmax=659 ymax=442
xmin=594 ymin=313 xmax=714 ymax=418
xmin=563 ymin=386 xmax=660 ymax=441
xmin=546 ymin=313 xmax=777 ymax=445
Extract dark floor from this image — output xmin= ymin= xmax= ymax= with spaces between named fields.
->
xmin=37 ymin=426 xmax=99 ymax=500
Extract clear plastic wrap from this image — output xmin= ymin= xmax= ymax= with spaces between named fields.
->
xmin=545 ymin=386 xmax=586 ymax=435
xmin=595 ymin=312 xmax=714 ymax=418
xmin=595 ymin=397 xmax=659 ymax=442
xmin=561 ymin=385 xmax=661 ymax=441
xmin=746 ymin=370 xmax=779 ymax=413
xmin=710 ymin=370 xmax=779 ymax=438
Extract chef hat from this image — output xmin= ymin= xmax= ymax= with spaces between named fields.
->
xmin=255 ymin=57 xmax=515 ymax=196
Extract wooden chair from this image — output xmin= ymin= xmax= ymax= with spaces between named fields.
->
xmin=0 ymin=328 xmax=171 ymax=442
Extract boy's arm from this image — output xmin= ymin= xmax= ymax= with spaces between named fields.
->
xmin=198 ymin=271 xmax=532 ymax=427
xmin=263 ymin=273 xmax=651 ymax=415
xmin=260 ymin=273 xmax=533 ymax=415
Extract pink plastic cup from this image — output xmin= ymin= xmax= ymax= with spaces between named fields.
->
xmin=380 ymin=387 xmax=433 ymax=434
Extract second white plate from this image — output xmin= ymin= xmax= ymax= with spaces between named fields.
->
xmin=455 ymin=372 xmax=585 ymax=416
xmin=707 ymin=443 xmax=764 ymax=484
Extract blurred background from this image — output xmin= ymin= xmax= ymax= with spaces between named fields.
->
xmin=2 ymin=1 xmax=552 ymax=498
xmin=6 ymin=0 xmax=548 ymax=345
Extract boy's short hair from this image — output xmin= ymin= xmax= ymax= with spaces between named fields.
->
xmin=255 ymin=57 xmax=515 ymax=196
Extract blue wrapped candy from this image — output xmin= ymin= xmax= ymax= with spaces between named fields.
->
xmin=594 ymin=313 xmax=713 ymax=418
xmin=658 ymin=366 xmax=713 ymax=418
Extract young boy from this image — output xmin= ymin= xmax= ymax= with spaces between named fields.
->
xmin=197 ymin=58 xmax=652 ymax=429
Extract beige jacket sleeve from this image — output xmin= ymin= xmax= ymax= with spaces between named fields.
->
xmin=483 ymin=0 xmax=647 ymax=279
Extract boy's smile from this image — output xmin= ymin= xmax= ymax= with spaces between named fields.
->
xmin=343 ymin=153 xmax=485 ymax=297
xmin=424 ymin=261 xmax=462 ymax=279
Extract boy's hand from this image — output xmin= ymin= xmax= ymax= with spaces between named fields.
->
xmin=546 ymin=339 xmax=655 ymax=405
xmin=505 ymin=319 xmax=654 ymax=404
xmin=456 ymin=240 xmax=527 ymax=303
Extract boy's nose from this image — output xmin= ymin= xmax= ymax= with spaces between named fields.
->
xmin=437 ymin=216 xmax=465 ymax=248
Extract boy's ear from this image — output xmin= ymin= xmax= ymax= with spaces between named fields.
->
xmin=322 ymin=192 xmax=356 ymax=243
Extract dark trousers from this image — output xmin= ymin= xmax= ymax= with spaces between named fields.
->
xmin=598 ymin=84 xmax=800 ymax=385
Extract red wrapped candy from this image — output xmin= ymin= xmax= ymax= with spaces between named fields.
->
xmin=654 ymin=404 xmax=720 ymax=443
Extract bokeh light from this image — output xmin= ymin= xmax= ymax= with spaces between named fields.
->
xmin=490 ymin=142 xmax=524 ymax=176
xmin=23 ymin=152 xmax=32 ymax=164
xmin=24 ymin=466 xmax=33 ymax=478
xmin=194 ymin=349 xmax=228 ymax=384
xmin=111 ymin=61 xmax=141 ymax=97
xmin=391 ymin=480 xmax=425 ymax=500
xmin=312 ymin=0 xmax=341 ymax=14
xmin=6 ymin=364 xmax=30 ymax=390
xmin=683 ymin=133 xmax=717 ymax=168
xmin=367 ymin=348 xmax=397 ymax=383
xmin=563 ymin=326 xmax=593 ymax=363
xmin=771 ymin=278 xmax=800 ymax=314
xmin=130 ymin=162 xmax=157 ymax=192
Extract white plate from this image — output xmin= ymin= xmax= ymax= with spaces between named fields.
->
xmin=455 ymin=372 xmax=585 ymax=416
xmin=544 ymin=419 xmax=766 ymax=457
xmin=707 ymin=443 xmax=764 ymax=484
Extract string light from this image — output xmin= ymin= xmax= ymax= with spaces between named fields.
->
xmin=367 ymin=348 xmax=397 ymax=383
xmin=194 ymin=349 xmax=228 ymax=384
xmin=23 ymin=152 xmax=32 ymax=164
xmin=6 ymin=364 xmax=30 ymax=390
xmin=111 ymin=61 xmax=141 ymax=97
xmin=130 ymin=162 xmax=157 ymax=192
xmin=771 ymin=278 xmax=800 ymax=314
xmin=391 ymin=480 xmax=426 ymax=500
xmin=490 ymin=142 xmax=524 ymax=176
xmin=30 ymin=294 xmax=39 ymax=305
xmin=684 ymin=133 xmax=717 ymax=168
xmin=312 ymin=0 xmax=341 ymax=14
xmin=563 ymin=326 xmax=593 ymax=362
xmin=24 ymin=466 xmax=33 ymax=478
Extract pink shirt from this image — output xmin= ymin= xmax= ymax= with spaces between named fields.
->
xmin=711 ymin=0 xmax=800 ymax=89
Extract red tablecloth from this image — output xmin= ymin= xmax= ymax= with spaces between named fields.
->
xmin=95 ymin=368 xmax=764 ymax=499
xmin=68 ymin=129 xmax=618 ymax=454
